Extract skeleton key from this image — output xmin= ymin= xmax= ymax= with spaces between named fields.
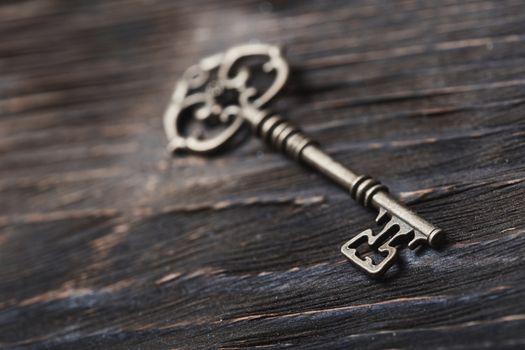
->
xmin=163 ymin=43 xmax=444 ymax=277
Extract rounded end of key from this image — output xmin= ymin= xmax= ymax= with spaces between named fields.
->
xmin=428 ymin=228 xmax=445 ymax=247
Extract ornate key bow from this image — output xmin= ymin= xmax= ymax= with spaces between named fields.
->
xmin=163 ymin=43 xmax=444 ymax=277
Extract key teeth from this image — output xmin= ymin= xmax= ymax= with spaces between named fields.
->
xmin=340 ymin=228 xmax=399 ymax=276
xmin=342 ymin=209 xmax=432 ymax=276
xmin=408 ymin=232 xmax=427 ymax=249
xmin=376 ymin=207 xmax=389 ymax=224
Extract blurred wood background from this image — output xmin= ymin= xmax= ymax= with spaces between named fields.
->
xmin=1 ymin=0 xmax=525 ymax=349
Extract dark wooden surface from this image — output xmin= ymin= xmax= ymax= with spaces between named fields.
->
xmin=1 ymin=1 xmax=525 ymax=349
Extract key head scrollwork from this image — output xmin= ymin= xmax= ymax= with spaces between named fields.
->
xmin=163 ymin=43 xmax=289 ymax=155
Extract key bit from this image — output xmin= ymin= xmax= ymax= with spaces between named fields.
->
xmin=163 ymin=43 xmax=445 ymax=277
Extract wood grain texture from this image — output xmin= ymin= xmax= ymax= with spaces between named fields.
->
xmin=1 ymin=0 xmax=525 ymax=349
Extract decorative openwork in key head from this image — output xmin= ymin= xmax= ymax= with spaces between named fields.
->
xmin=163 ymin=43 xmax=289 ymax=155
xmin=341 ymin=207 xmax=429 ymax=276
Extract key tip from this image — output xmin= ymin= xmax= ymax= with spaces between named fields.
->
xmin=428 ymin=228 xmax=445 ymax=247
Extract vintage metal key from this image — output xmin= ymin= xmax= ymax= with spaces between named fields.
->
xmin=163 ymin=43 xmax=444 ymax=276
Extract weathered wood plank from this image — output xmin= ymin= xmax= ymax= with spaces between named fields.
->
xmin=1 ymin=0 xmax=524 ymax=349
